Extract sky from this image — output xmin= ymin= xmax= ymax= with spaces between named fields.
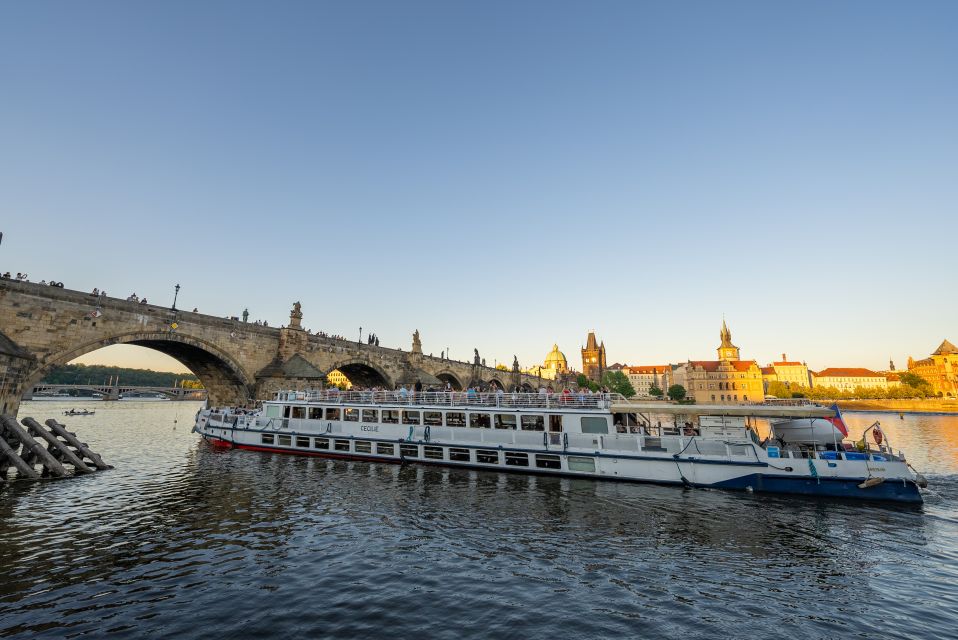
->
xmin=1 ymin=1 xmax=956 ymax=376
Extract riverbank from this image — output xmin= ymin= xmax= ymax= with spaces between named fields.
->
xmin=835 ymin=399 xmax=958 ymax=414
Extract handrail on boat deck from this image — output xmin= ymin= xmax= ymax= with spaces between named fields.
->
xmin=275 ymin=389 xmax=619 ymax=410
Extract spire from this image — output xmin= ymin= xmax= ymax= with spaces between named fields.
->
xmin=933 ymin=339 xmax=957 ymax=356
xmin=719 ymin=319 xmax=733 ymax=348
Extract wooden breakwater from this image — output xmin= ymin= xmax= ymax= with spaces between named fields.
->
xmin=0 ymin=415 xmax=111 ymax=481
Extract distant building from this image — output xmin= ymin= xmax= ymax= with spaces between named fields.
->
xmin=326 ymin=369 xmax=352 ymax=389
xmin=765 ymin=354 xmax=811 ymax=388
xmin=523 ymin=344 xmax=569 ymax=381
xmin=811 ymin=368 xmax=887 ymax=392
xmin=885 ymin=373 xmax=901 ymax=389
xmin=907 ymin=339 xmax=958 ymax=398
xmin=581 ymin=332 xmax=606 ymax=382
xmin=674 ymin=320 xmax=763 ymax=404
xmin=621 ymin=365 xmax=671 ymax=398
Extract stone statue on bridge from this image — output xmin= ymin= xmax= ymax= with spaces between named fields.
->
xmin=289 ymin=301 xmax=303 ymax=329
xmin=411 ymin=330 xmax=422 ymax=354
xmin=473 ymin=348 xmax=480 ymax=366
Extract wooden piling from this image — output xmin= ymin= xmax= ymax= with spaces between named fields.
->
xmin=0 ymin=424 xmax=41 ymax=479
xmin=0 ymin=416 xmax=68 ymax=477
xmin=21 ymin=418 xmax=95 ymax=474
xmin=45 ymin=419 xmax=112 ymax=470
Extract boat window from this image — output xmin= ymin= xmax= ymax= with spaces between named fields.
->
xmin=476 ymin=449 xmax=499 ymax=464
xmin=424 ymin=446 xmax=444 ymax=460
xmin=265 ymin=405 xmax=282 ymax=418
xmin=470 ymin=413 xmax=491 ymax=429
xmin=314 ymin=437 xmax=329 ymax=449
xmin=403 ymin=411 xmax=421 ymax=425
xmin=376 ymin=443 xmax=395 ymax=455
xmin=494 ymin=414 xmax=517 ymax=430
xmin=278 ymin=435 xmax=292 ymax=446
xmin=355 ymin=441 xmax=372 ymax=453
xmin=344 ymin=408 xmax=359 ymax=422
xmin=580 ymin=417 xmax=609 ymax=434
xmin=325 ymin=408 xmax=340 ymax=420
xmin=446 ymin=412 xmax=466 ymax=427
xmin=283 ymin=406 xmax=291 ymax=418
xmin=521 ymin=415 xmax=545 ymax=431
xmin=504 ymin=452 xmax=529 ymax=466
xmin=424 ymin=411 xmax=443 ymax=426
xmin=449 ymin=448 xmax=470 ymax=462
xmin=261 ymin=434 xmax=274 ymax=445
xmin=400 ymin=444 xmax=419 ymax=458
xmin=535 ymin=454 xmax=561 ymax=469
xmin=309 ymin=407 xmax=322 ymax=419
xmin=291 ymin=406 xmax=306 ymax=419
xmin=568 ymin=456 xmax=595 ymax=472
xmin=296 ymin=436 xmax=310 ymax=448
xmin=382 ymin=410 xmax=400 ymax=424
xmin=363 ymin=409 xmax=379 ymax=423
xmin=334 ymin=440 xmax=350 ymax=451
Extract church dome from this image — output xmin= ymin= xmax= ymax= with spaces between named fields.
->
xmin=544 ymin=344 xmax=568 ymax=371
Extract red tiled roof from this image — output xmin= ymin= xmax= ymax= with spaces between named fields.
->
xmin=761 ymin=367 xmax=776 ymax=375
xmin=772 ymin=361 xmax=803 ymax=367
xmin=886 ymin=374 xmax=901 ymax=381
xmin=814 ymin=367 xmax=882 ymax=378
xmin=689 ymin=360 xmax=760 ymax=372
xmin=624 ymin=365 xmax=669 ymax=374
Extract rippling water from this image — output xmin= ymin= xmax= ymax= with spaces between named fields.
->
xmin=2 ymin=402 xmax=957 ymax=639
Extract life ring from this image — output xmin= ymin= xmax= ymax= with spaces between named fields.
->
xmin=873 ymin=426 xmax=884 ymax=446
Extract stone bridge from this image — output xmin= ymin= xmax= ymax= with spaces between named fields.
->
xmin=0 ymin=279 xmax=547 ymax=415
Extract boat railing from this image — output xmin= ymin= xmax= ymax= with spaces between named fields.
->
xmin=278 ymin=390 xmax=616 ymax=410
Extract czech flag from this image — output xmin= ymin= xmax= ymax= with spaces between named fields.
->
xmin=826 ymin=403 xmax=849 ymax=437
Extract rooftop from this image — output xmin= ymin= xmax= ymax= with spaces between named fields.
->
xmin=814 ymin=367 xmax=883 ymax=378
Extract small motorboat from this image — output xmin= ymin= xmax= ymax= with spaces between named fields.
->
xmin=64 ymin=409 xmax=96 ymax=416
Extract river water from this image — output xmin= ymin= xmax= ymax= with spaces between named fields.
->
xmin=2 ymin=402 xmax=957 ymax=639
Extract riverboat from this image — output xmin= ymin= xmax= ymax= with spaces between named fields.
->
xmin=194 ymin=391 xmax=926 ymax=504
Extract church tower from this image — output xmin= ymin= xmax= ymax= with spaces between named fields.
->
xmin=717 ymin=319 xmax=740 ymax=361
xmin=581 ymin=331 xmax=607 ymax=382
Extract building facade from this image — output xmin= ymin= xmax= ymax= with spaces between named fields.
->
xmin=581 ymin=332 xmax=606 ymax=382
xmin=908 ymin=339 xmax=958 ymax=398
xmin=673 ymin=321 xmax=763 ymax=404
xmin=523 ymin=344 xmax=569 ymax=381
xmin=622 ymin=365 xmax=671 ymax=399
xmin=766 ymin=354 xmax=811 ymax=388
xmin=811 ymin=368 xmax=888 ymax=392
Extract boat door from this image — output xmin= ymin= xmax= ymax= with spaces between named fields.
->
xmin=547 ymin=415 xmax=563 ymax=446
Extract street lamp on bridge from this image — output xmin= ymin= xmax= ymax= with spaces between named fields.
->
xmin=172 ymin=283 xmax=180 ymax=310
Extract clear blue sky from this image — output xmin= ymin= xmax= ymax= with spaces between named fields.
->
xmin=1 ymin=1 xmax=955 ymax=375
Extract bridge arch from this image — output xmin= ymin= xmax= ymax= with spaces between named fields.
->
xmin=24 ymin=331 xmax=255 ymax=407
xmin=327 ymin=359 xmax=393 ymax=389
xmin=486 ymin=377 xmax=505 ymax=391
xmin=433 ymin=371 xmax=464 ymax=390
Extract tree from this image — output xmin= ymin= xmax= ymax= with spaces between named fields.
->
xmin=648 ymin=385 xmax=664 ymax=398
xmin=667 ymin=384 xmax=686 ymax=401
xmin=576 ymin=373 xmax=599 ymax=392
xmin=601 ymin=371 xmax=636 ymax=397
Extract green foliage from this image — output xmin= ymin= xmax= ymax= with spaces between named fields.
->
xmin=576 ymin=373 xmax=599 ymax=392
xmin=648 ymin=385 xmax=664 ymax=398
xmin=601 ymin=371 xmax=636 ymax=397
xmin=898 ymin=372 xmax=932 ymax=391
xmin=766 ymin=381 xmax=812 ymax=399
xmin=41 ymin=363 xmax=201 ymax=388
xmin=667 ymin=384 xmax=686 ymax=401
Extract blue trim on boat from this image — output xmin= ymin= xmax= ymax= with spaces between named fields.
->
xmin=709 ymin=473 xmax=922 ymax=503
